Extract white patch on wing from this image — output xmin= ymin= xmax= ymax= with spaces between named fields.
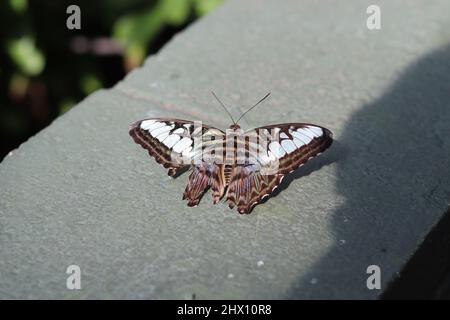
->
xmin=306 ymin=126 xmax=323 ymax=137
xmin=172 ymin=128 xmax=184 ymax=134
xmin=147 ymin=121 xmax=165 ymax=132
xmin=281 ymin=139 xmax=297 ymax=154
xmin=156 ymin=132 xmax=169 ymax=142
xmin=293 ymin=138 xmax=305 ymax=148
xmin=257 ymin=146 xmax=275 ymax=165
xmin=140 ymin=119 xmax=156 ymax=130
xmin=269 ymin=141 xmax=286 ymax=158
xmin=267 ymin=150 xmax=277 ymax=161
xmin=291 ymin=130 xmax=312 ymax=144
xmin=280 ymin=132 xmax=289 ymax=139
xmin=257 ymin=154 xmax=270 ymax=166
xmin=151 ymin=124 xmax=173 ymax=137
xmin=182 ymin=146 xmax=193 ymax=157
xmin=173 ymin=137 xmax=193 ymax=153
xmin=298 ymin=128 xmax=315 ymax=140
xmin=163 ymin=134 xmax=180 ymax=148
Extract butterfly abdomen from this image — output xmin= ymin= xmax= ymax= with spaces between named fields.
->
xmin=224 ymin=164 xmax=233 ymax=185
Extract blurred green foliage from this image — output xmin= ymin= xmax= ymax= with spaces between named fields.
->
xmin=114 ymin=0 xmax=223 ymax=69
xmin=8 ymin=36 xmax=45 ymax=76
xmin=0 ymin=0 xmax=223 ymax=159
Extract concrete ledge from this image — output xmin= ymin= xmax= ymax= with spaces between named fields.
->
xmin=1 ymin=0 xmax=450 ymax=299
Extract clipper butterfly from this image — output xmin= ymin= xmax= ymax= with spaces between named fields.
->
xmin=129 ymin=93 xmax=333 ymax=214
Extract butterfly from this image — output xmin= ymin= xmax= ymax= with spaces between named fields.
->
xmin=129 ymin=92 xmax=333 ymax=214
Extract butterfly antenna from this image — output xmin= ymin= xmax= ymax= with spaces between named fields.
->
xmin=236 ymin=92 xmax=271 ymax=124
xmin=211 ymin=91 xmax=236 ymax=125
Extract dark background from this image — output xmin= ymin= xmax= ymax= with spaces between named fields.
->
xmin=0 ymin=0 xmax=223 ymax=160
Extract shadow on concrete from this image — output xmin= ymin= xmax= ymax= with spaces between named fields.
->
xmin=287 ymin=44 xmax=450 ymax=299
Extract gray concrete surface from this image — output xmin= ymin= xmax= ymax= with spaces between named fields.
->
xmin=1 ymin=0 xmax=450 ymax=299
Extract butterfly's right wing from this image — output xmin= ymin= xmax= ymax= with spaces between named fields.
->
xmin=226 ymin=123 xmax=333 ymax=213
xmin=252 ymin=123 xmax=333 ymax=175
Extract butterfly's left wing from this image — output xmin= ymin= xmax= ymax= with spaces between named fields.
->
xmin=129 ymin=118 xmax=225 ymax=177
xmin=226 ymin=123 xmax=333 ymax=213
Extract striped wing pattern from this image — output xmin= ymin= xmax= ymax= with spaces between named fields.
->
xmin=129 ymin=118 xmax=225 ymax=177
xmin=182 ymin=162 xmax=225 ymax=207
xmin=129 ymin=119 xmax=332 ymax=214
xmin=226 ymin=124 xmax=333 ymax=213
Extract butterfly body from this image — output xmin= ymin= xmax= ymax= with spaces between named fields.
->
xmin=129 ymin=118 xmax=332 ymax=214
